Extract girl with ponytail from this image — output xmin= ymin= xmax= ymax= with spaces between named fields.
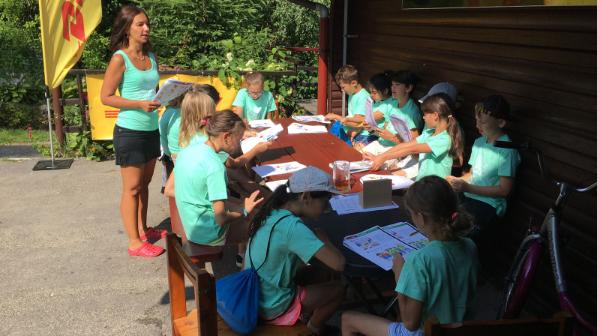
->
xmin=342 ymin=176 xmax=479 ymax=336
xmin=246 ymin=167 xmax=345 ymax=335
xmin=365 ymin=93 xmax=464 ymax=180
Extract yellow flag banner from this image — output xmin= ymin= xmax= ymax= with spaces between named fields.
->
xmin=39 ymin=0 xmax=102 ymax=89
xmin=87 ymin=73 xmax=238 ymax=140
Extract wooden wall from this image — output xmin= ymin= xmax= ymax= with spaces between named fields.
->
xmin=329 ymin=1 xmax=597 ymax=319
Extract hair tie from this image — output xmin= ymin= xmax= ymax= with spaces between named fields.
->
xmin=448 ymin=114 xmax=454 ymax=119
xmin=451 ymin=212 xmax=459 ymax=222
xmin=200 ymin=117 xmax=209 ymax=126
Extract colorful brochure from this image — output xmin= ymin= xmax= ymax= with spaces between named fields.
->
xmin=154 ymin=78 xmax=193 ymax=105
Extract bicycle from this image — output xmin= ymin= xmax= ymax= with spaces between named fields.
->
xmin=495 ymin=140 xmax=597 ymax=335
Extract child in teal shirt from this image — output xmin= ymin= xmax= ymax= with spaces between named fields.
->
xmin=365 ymin=93 xmax=465 ymax=180
xmin=342 ymin=176 xmax=479 ymax=336
xmin=232 ymin=71 xmax=277 ymax=122
xmin=246 ymin=167 xmax=345 ymax=334
xmin=447 ymin=95 xmax=520 ymax=238
xmin=325 ymin=65 xmax=372 ymax=146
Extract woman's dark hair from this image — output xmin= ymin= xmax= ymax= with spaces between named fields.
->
xmin=204 ymin=109 xmax=245 ymax=137
xmin=421 ymin=93 xmax=464 ymax=166
xmin=391 ymin=71 xmax=420 ymax=88
xmin=368 ymin=72 xmax=392 ymax=98
xmin=405 ymin=176 xmax=472 ymax=240
xmin=191 ymin=84 xmax=221 ymax=105
xmin=249 ymin=185 xmax=331 ymax=237
xmin=109 ymin=5 xmax=152 ymax=53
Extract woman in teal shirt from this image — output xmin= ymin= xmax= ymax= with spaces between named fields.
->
xmin=101 ymin=5 xmax=164 ymax=257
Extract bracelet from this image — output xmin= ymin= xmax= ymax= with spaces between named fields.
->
xmin=242 ymin=208 xmax=249 ymax=217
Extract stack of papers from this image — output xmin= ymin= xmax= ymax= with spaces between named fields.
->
xmin=248 ymin=119 xmax=276 ymax=129
xmin=360 ymin=174 xmax=414 ymax=190
xmin=154 ymin=78 xmax=193 ymax=105
xmin=240 ymin=123 xmax=284 ymax=153
xmin=329 ymin=193 xmax=398 ymax=215
xmin=343 ymin=222 xmax=429 ymax=270
xmin=328 ymin=160 xmax=372 ymax=173
xmin=287 ymin=122 xmax=328 ymax=134
xmin=292 ymin=115 xmax=330 ymax=124
xmin=252 ymin=161 xmax=306 ymax=178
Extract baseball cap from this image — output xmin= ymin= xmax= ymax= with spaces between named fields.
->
xmin=419 ymin=82 xmax=458 ymax=104
xmin=288 ymin=166 xmax=341 ymax=194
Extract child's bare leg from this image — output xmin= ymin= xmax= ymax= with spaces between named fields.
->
xmin=301 ymin=281 xmax=345 ymax=333
xmin=341 ymin=310 xmax=393 ymax=336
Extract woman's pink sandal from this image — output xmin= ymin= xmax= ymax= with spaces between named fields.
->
xmin=128 ymin=242 xmax=165 ymax=257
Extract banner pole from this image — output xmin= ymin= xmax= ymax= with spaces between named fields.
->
xmin=45 ymin=87 xmax=56 ymax=167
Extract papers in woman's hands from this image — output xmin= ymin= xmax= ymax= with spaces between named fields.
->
xmin=287 ymin=122 xmax=328 ymax=134
xmin=328 ymin=160 xmax=372 ymax=173
xmin=240 ymin=123 xmax=284 ymax=153
xmin=360 ymin=174 xmax=414 ymax=190
xmin=389 ymin=115 xmax=412 ymax=142
xmin=248 ymin=119 xmax=276 ymax=129
xmin=252 ymin=161 xmax=306 ymax=177
xmin=329 ymin=194 xmax=398 ymax=215
xmin=154 ymin=78 xmax=193 ymax=105
xmin=291 ymin=115 xmax=330 ymax=124
xmin=343 ymin=222 xmax=429 ymax=270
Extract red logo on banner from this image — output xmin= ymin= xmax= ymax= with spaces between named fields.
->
xmin=62 ymin=0 xmax=86 ymax=43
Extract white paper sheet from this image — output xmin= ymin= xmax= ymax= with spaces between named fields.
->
xmin=240 ymin=136 xmax=266 ymax=154
xmin=154 ymin=78 xmax=193 ymax=105
xmin=252 ymin=161 xmax=306 ymax=178
xmin=265 ymin=179 xmax=288 ymax=191
xmin=360 ymin=174 xmax=414 ymax=190
xmin=249 ymin=119 xmax=276 ymax=129
xmin=329 ymin=193 xmax=398 ymax=215
xmin=389 ymin=115 xmax=412 ymax=142
xmin=256 ymin=123 xmax=284 ymax=141
xmin=364 ymin=97 xmax=379 ymax=130
xmin=328 ymin=160 xmax=372 ymax=173
xmin=292 ymin=115 xmax=331 ymax=124
xmin=287 ymin=122 xmax=328 ymax=134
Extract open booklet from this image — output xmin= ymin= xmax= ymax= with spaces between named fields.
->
xmin=364 ymin=97 xmax=380 ymax=130
xmin=389 ymin=115 xmax=412 ymax=142
xmin=154 ymin=78 xmax=194 ymax=105
xmin=287 ymin=122 xmax=328 ymax=134
xmin=343 ymin=222 xmax=429 ymax=270
xmin=240 ymin=123 xmax=284 ymax=153
xmin=292 ymin=115 xmax=330 ymax=124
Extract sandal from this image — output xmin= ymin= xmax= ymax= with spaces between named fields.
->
xmin=128 ymin=242 xmax=165 ymax=257
xmin=140 ymin=228 xmax=168 ymax=243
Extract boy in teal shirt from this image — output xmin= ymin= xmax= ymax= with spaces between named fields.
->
xmin=232 ymin=72 xmax=277 ymax=121
xmin=447 ymin=95 xmax=520 ymax=238
xmin=325 ymin=65 xmax=372 ymax=146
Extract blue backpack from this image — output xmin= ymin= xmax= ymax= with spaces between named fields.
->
xmin=215 ymin=215 xmax=290 ymax=334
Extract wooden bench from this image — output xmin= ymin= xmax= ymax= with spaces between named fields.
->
xmin=166 ymin=233 xmax=310 ymax=336
xmin=168 ymin=197 xmax=224 ymax=266
xmin=423 ymin=313 xmax=572 ymax=336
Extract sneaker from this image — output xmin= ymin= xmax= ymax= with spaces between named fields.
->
xmin=128 ymin=242 xmax=165 ymax=257
xmin=140 ymin=228 xmax=168 ymax=243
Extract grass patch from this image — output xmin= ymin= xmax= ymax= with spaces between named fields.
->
xmin=0 ymin=128 xmax=51 ymax=145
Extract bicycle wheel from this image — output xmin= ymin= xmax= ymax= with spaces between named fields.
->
xmin=498 ymin=238 xmax=542 ymax=319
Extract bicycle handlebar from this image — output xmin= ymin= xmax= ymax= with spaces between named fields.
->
xmin=494 ymin=140 xmax=597 ymax=194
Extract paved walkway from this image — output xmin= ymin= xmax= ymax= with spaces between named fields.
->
xmin=0 ymin=158 xmax=172 ymax=335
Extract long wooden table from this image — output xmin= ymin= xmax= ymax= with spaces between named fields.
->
xmin=255 ymin=118 xmax=385 ymax=193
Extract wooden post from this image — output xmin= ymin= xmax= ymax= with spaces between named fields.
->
xmin=51 ymin=86 xmax=65 ymax=146
xmin=75 ymin=73 xmax=87 ymax=132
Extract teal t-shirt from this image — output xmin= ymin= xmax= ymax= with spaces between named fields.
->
xmin=174 ymin=142 xmax=229 ymax=246
xmin=244 ymin=209 xmax=324 ymax=319
xmin=114 ymin=50 xmax=160 ymax=131
xmin=396 ymin=238 xmax=479 ymax=325
xmin=188 ymin=133 xmax=230 ymax=162
xmin=416 ymin=129 xmax=453 ymax=180
xmin=379 ymin=98 xmax=419 ymax=147
xmin=232 ymin=88 xmax=277 ymax=121
xmin=159 ymin=107 xmax=180 ymax=156
xmin=465 ymin=134 xmax=521 ymax=216
xmin=372 ymin=97 xmax=395 ymax=129
xmin=392 ymin=98 xmax=423 ymax=131
xmin=346 ymin=88 xmax=371 ymax=135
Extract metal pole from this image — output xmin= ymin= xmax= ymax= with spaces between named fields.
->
xmin=45 ymin=87 xmax=56 ymax=167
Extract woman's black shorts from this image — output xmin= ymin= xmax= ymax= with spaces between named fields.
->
xmin=113 ymin=125 xmax=160 ymax=166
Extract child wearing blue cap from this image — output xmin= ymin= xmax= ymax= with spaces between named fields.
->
xmin=245 ymin=166 xmax=346 ymax=335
